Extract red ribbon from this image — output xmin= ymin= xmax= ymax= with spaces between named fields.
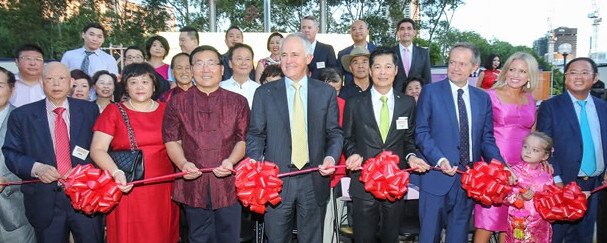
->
xmin=460 ymin=160 xmax=513 ymax=206
xmin=235 ymin=158 xmax=283 ymax=214
xmin=62 ymin=164 xmax=123 ymax=215
xmin=359 ymin=151 xmax=410 ymax=202
xmin=534 ymin=182 xmax=588 ymax=222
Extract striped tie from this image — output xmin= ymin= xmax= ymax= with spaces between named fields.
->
xmin=54 ymin=107 xmax=72 ymax=176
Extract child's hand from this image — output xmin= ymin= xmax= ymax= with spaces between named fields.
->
xmin=521 ymin=189 xmax=534 ymax=201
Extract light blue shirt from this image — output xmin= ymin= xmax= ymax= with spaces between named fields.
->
xmin=60 ymin=47 xmax=119 ymax=75
xmin=285 ymin=76 xmax=309 ymax=127
xmin=568 ymin=91 xmax=605 ymax=177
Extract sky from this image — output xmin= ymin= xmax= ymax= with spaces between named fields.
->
xmin=447 ymin=0 xmax=607 ymax=56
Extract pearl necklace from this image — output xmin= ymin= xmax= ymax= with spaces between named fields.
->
xmin=128 ymin=99 xmax=154 ymax=112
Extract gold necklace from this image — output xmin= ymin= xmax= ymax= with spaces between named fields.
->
xmin=128 ymin=99 xmax=154 ymax=112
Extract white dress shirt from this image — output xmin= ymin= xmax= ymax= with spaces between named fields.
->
xmin=10 ymin=74 xmax=45 ymax=107
xmin=370 ymin=86 xmax=394 ymax=127
xmin=220 ymin=78 xmax=260 ymax=108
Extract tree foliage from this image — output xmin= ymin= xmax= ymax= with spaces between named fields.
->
xmin=0 ymin=0 xmax=170 ymax=59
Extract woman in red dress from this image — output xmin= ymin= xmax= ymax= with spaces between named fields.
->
xmin=90 ymin=63 xmax=179 ymax=243
xmin=476 ymin=53 xmax=501 ymax=89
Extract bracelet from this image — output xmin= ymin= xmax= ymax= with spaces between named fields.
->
xmin=111 ymin=169 xmax=125 ymax=178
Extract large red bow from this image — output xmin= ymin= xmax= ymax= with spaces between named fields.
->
xmin=62 ymin=164 xmax=123 ymax=215
xmin=460 ymin=160 xmax=513 ymax=206
xmin=359 ymin=151 xmax=410 ymax=202
xmin=534 ymin=182 xmax=588 ymax=222
xmin=235 ymin=158 xmax=283 ymax=214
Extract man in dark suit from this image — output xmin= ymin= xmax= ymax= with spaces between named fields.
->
xmin=415 ymin=43 xmax=504 ymax=242
xmin=537 ymin=57 xmax=607 ymax=243
xmin=0 ymin=67 xmax=35 ymax=242
xmin=2 ymin=62 xmax=102 ymax=242
xmin=343 ymin=47 xmax=430 ymax=242
xmin=336 ymin=19 xmax=377 ymax=86
xmin=247 ymin=33 xmax=343 ymax=243
xmin=393 ymin=18 xmax=432 ymax=92
xmin=300 ymin=16 xmax=338 ymax=80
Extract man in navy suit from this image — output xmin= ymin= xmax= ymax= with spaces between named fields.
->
xmin=247 ymin=33 xmax=343 ymax=243
xmin=343 ymin=47 xmax=430 ymax=242
xmin=336 ymin=19 xmax=377 ymax=86
xmin=537 ymin=57 xmax=607 ymax=243
xmin=415 ymin=43 xmax=504 ymax=242
xmin=300 ymin=16 xmax=338 ymax=80
xmin=2 ymin=62 xmax=102 ymax=242
xmin=393 ymin=18 xmax=432 ymax=92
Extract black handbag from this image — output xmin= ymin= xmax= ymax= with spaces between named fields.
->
xmin=108 ymin=103 xmax=144 ymax=182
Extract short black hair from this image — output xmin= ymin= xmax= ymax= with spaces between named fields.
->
xmin=565 ymin=57 xmax=598 ymax=74
xmin=369 ymin=46 xmax=398 ymax=67
xmin=260 ymin=64 xmax=283 ymax=84
xmin=15 ymin=43 xmax=44 ymax=58
xmin=70 ymin=69 xmax=93 ymax=87
xmin=171 ymin=53 xmax=190 ymax=69
xmin=0 ymin=66 xmax=16 ymax=88
xmin=190 ymin=45 xmax=223 ymax=66
xmin=82 ymin=23 xmax=106 ymax=37
xmin=125 ymin=46 xmax=145 ymax=56
xmin=179 ymin=26 xmax=199 ymax=44
xmin=92 ymin=70 xmax=117 ymax=85
xmin=319 ymin=68 xmax=341 ymax=83
xmin=396 ymin=18 xmax=417 ymax=31
xmin=225 ymin=25 xmax=242 ymax=39
xmin=483 ymin=53 xmax=500 ymax=70
xmin=121 ymin=63 xmax=160 ymax=96
xmin=145 ymin=35 xmax=170 ymax=59
xmin=266 ymin=32 xmax=284 ymax=51
xmin=228 ymin=43 xmax=254 ymax=61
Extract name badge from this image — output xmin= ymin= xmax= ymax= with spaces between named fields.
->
xmin=72 ymin=146 xmax=90 ymax=160
xmin=316 ymin=61 xmax=326 ymax=69
xmin=396 ymin=117 xmax=409 ymax=130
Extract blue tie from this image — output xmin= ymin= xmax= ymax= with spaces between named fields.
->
xmin=578 ymin=100 xmax=596 ymax=176
xmin=458 ymin=89 xmax=470 ymax=166
xmin=80 ymin=51 xmax=94 ymax=75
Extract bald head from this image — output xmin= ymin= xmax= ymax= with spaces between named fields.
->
xmin=350 ymin=20 xmax=369 ymax=44
xmin=42 ymin=62 xmax=73 ymax=105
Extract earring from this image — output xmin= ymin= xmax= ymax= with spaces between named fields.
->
xmin=526 ymin=82 xmax=530 ymax=89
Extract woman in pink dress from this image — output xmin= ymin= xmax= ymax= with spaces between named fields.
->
xmin=505 ymin=132 xmax=554 ymax=243
xmin=474 ymin=52 xmax=540 ymax=243
xmin=145 ymin=35 xmax=171 ymax=80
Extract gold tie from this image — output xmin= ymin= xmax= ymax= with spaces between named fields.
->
xmin=291 ymin=83 xmax=308 ymax=169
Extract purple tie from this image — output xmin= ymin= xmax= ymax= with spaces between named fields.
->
xmin=403 ymin=48 xmax=411 ymax=76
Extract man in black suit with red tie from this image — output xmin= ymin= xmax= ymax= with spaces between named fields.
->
xmin=392 ymin=18 xmax=432 ymax=92
xmin=3 ymin=62 xmax=102 ymax=242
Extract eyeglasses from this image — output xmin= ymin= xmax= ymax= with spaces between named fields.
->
xmin=19 ymin=56 xmax=44 ymax=63
xmin=125 ymin=55 xmax=144 ymax=61
xmin=192 ymin=60 xmax=221 ymax=69
xmin=566 ymin=71 xmax=594 ymax=78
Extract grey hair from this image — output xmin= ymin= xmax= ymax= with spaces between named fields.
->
xmin=301 ymin=16 xmax=319 ymax=28
xmin=450 ymin=42 xmax=481 ymax=65
xmin=281 ymin=33 xmax=313 ymax=55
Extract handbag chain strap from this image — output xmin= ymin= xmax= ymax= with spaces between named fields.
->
xmin=115 ymin=102 xmax=139 ymax=151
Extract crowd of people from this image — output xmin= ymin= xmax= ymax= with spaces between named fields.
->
xmin=0 ymin=14 xmax=605 ymax=243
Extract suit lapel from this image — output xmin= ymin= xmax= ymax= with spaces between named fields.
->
xmin=394 ymin=46 xmax=407 ymax=78
xmin=32 ymin=100 xmax=54 ymax=163
xmin=594 ymin=97 xmax=607 ymax=160
xmin=362 ymin=91 xmax=383 ymax=144
xmin=558 ymin=94 xmax=582 ymax=136
xmin=439 ymin=80 xmax=458 ymax=133
xmin=469 ymin=88 xmax=481 ymax=150
xmin=409 ymin=46 xmax=420 ymax=77
xmin=272 ymin=79 xmax=291 ymax=131
xmin=385 ymin=93 xmax=405 ymax=143
xmin=68 ymin=99 xmax=83 ymax=160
